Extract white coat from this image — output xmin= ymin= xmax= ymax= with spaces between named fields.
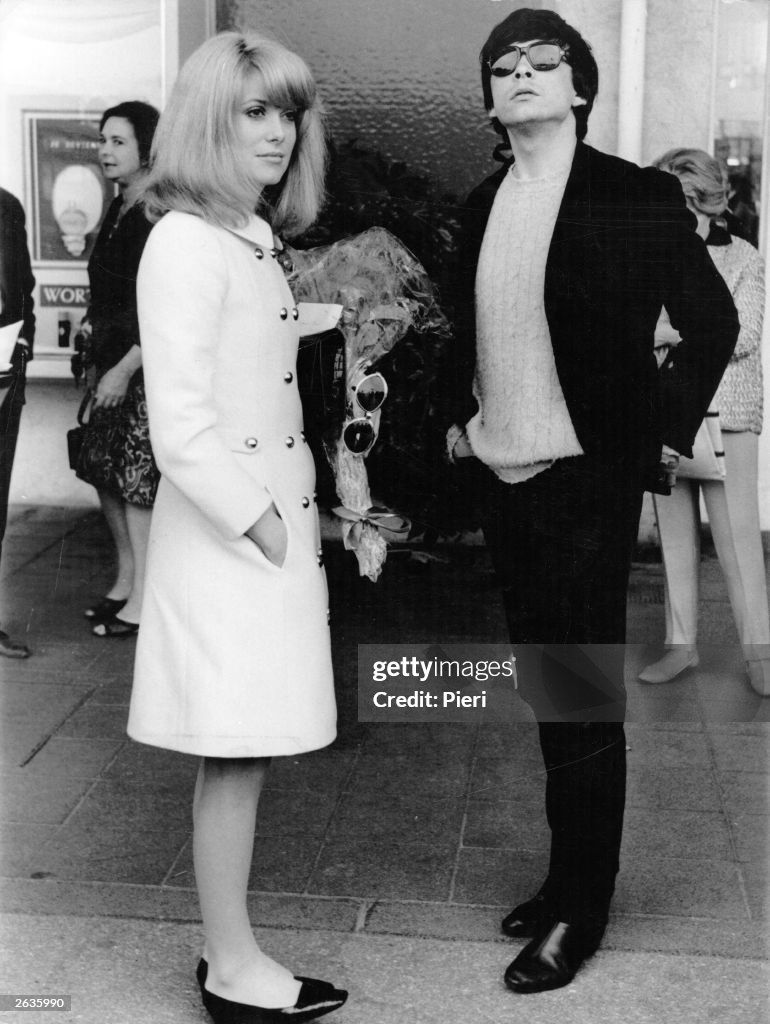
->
xmin=127 ymin=211 xmax=337 ymax=758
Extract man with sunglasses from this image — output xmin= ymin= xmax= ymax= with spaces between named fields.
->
xmin=448 ymin=8 xmax=738 ymax=995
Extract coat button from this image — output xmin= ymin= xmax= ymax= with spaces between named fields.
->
xmin=284 ymin=371 xmax=293 ymax=383
xmin=285 ymin=436 xmax=295 ymax=448
xmin=280 ymin=308 xmax=288 ymax=320
xmin=292 ymin=307 xmax=299 ymax=320
xmin=326 ymin=609 xmax=331 ymax=623
xmin=317 ymin=555 xmax=324 ymax=567
xmin=244 ymin=437 xmax=258 ymax=449
xmin=254 ymin=248 xmax=264 ymax=260
xmin=300 ymin=431 xmax=306 ymax=442
xmin=301 ymin=497 xmax=310 ymax=508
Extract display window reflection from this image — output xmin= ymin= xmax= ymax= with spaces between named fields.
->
xmin=713 ymin=0 xmax=769 ymax=248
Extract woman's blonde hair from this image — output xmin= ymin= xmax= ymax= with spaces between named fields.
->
xmin=652 ymin=148 xmax=728 ymax=218
xmin=142 ymin=32 xmax=326 ymax=237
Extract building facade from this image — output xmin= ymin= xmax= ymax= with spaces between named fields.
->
xmin=3 ymin=0 xmax=769 ymax=529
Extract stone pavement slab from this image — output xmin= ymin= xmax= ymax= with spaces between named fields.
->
xmin=1 ymin=505 xmax=769 ymax=1021
xmin=0 ymin=914 xmax=767 ymax=1024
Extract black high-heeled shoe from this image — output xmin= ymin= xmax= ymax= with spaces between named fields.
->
xmin=92 ymin=615 xmax=139 ymax=638
xmin=84 ymin=596 xmax=127 ymax=621
xmin=196 ymin=959 xmax=347 ymax=1024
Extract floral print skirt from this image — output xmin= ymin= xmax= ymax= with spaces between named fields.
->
xmin=75 ymin=372 xmax=159 ymax=507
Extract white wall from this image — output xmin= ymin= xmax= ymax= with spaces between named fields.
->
xmin=0 ymin=0 xmax=214 ymax=378
xmin=0 ymin=0 xmax=164 ymax=371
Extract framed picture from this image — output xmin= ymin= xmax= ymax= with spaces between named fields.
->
xmin=23 ymin=110 xmax=114 ymax=266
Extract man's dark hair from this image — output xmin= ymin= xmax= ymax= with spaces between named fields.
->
xmin=479 ymin=8 xmax=598 ymax=142
xmin=100 ymin=101 xmax=160 ymax=166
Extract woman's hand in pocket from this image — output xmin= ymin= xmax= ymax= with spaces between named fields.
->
xmin=246 ymin=504 xmax=288 ymax=567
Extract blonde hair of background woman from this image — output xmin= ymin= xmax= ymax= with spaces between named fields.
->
xmin=142 ymin=31 xmax=326 ymax=237
xmin=653 ymin=147 xmax=728 ymax=219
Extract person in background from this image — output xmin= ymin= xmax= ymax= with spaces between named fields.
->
xmin=640 ymin=148 xmax=769 ymax=696
xmin=0 ymin=186 xmax=35 ymax=658
xmin=447 ymin=8 xmax=738 ymax=995
xmin=726 ymin=171 xmax=759 ymax=248
xmin=76 ymin=101 xmax=160 ymax=637
xmin=127 ymin=32 xmax=347 ymax=1024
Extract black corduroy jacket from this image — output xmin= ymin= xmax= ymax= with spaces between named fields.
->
xmin=450 ymin=142 xmax=739 ymax=474
xmin=0 ymin=187 xmax=36 ymax=360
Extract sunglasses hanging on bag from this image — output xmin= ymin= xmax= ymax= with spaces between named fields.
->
xmin=340 ymin=370 xmax=388 ymax=457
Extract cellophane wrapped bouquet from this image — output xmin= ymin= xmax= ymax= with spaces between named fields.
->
xmin=287 ymin=227 xmax=451 ymax=581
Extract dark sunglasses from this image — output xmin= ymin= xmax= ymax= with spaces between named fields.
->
xmin=488 ymin=41 xmax=569 ymax=77
xmin=341 ymin=371 xmax=388 ymax=456
xmin=351 ymin=371 xmax=388 ymax=414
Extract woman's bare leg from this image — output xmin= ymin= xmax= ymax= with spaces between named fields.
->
xmin=121 ymin=503 xmax=152 ymax=622
xmin=193 ymin=757 xmax=300 ymax=1008
xmin=97 ymin=490 xmax=133 ymax=601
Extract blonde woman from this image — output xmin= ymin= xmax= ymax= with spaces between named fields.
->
xmin=641 ymin=148 xmax=769 ymax=696
xmin=127 ymin=32 xmax=347 ymax=1023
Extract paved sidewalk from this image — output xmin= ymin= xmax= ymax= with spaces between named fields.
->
xmin=0 ymin=505 xmax=768 ymax=1023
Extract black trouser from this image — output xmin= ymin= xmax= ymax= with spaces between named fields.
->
xmin=0 ymin=367 xmax=25 ymax=565
xmin=467 ymin=454 xmax=644 ymax=925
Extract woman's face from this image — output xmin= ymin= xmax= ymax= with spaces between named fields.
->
xmin=98 ymin=117 xmax=143 ymax=186
xmin=233 ymin=69 xmax=298 ymax=196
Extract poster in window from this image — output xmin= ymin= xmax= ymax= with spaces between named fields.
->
xmin=24 ymin=111 xmax=114 ymax=266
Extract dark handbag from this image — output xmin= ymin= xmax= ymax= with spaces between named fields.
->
xmin=366 ymin=327 xmax=480 ymax=535
xmin=67 ymin=390 xmax=93 ymax=471
xmin=676 ymin=409 xmax=726 ymax=481
xmin=296 ymin=327 xmax=346 ymax=506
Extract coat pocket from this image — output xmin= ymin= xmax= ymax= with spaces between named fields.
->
xmin=243 ymin=483 xmax=293 ymax=573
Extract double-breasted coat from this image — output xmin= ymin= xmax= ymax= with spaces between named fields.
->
xmin=127 ymin=211 xmax=337 ymax=758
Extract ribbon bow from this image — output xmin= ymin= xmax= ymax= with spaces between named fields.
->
xmin=333 ymin=505 xmax=411 ymax=582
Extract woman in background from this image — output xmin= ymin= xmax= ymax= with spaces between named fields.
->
xmin=128 ymin=32 xmax=347 ymax=1024
xmin=640 ymin=148 xmax=769 ymax=696
xmin=78 ymin=100 xmax=160 ymax=636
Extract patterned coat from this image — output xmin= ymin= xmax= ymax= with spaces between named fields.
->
xmin=707 ymin=229 xmax=765 ymax=434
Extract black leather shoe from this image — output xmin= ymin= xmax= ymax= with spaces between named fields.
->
xmin=501 ymin=889 xmax=554 ymax=938
xmin=0 ymin=630 xmax=30 ymax=659
xmin=504 ymin=920 xmax=604 ymax=994
xmin=196 ymin=959 xmax=348 ymax=1024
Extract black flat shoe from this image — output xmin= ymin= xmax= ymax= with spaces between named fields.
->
xmin=0 ymin=629 xmax=30 ymax=659
xmin=196 ymin=959 xmax=348 ymax=1024
xmin=92 ymin=616 xmax=139 ymax=638
xmin=501 ymin=888 xmax=554 ymax=938
xmin=504 ymin=919 xmax=605 ymax=994
xmin=84 ymin=596 xmax=127 ymax=621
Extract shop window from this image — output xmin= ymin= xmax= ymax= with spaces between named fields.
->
xmin=713 ymin=0 xmax=769 ymax=249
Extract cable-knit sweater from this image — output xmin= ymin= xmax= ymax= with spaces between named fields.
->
xmin=708 ymin=235 xmax=764 ymax=434
xmin=466 ymin=165 xmax=583 ymax=483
